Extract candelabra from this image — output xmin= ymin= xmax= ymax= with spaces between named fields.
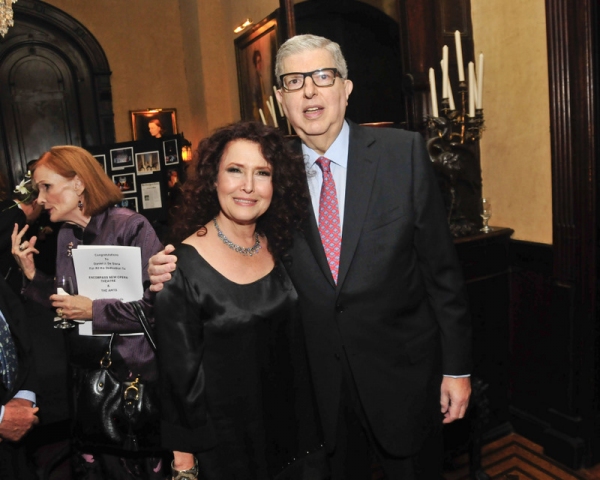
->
xmin=427 ymin=82 xmax=485 ymax=237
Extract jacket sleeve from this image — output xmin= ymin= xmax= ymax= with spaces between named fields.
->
xmin=0 ymin=278 xmax=38 ymax=396
xmin=410 ymin=132 xmax=473 ymax=375
xmin=155 ymin=256 xmax=216 ymax=453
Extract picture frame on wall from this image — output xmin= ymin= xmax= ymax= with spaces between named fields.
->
xmin=234 ymin=11 xmax=282 ymax=129
xmin=163 ymin=139 xmax=179 ymax=165
xmin=135 ymin=151 xmax=161 ymax=175
xmin=130 ymin=109 xmax=178 ymax=141
xmin=112 ymin=172 xmax=137 ymax=194
xmin=110 ymin=147 xmax=134 ymax=170
xmin=117 ymin=197 xmax=138 ymax=213
xmin=93 ymin=154 xmax=107 ymax=173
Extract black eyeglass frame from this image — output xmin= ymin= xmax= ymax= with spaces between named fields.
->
xmin=279 ymin=68 xmax=341 ymax=92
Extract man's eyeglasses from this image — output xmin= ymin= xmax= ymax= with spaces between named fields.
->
xmin=279 ymin=68 xmax=341 ymax=92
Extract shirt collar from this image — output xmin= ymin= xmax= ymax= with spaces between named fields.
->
xmin=65 ymin=208 xmax=108 ymax=244
xmin=302 ymin=120 xmax=350 ymax=168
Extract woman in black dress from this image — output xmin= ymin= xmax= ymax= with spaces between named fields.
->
xmin=155 ymin=122 xmax=326 ymax=480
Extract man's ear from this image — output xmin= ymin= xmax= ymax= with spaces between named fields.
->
xmin=344 ymin=79 xmax=354 ymax=102
xmin=275 ymin=88 xmax=288 ymax=116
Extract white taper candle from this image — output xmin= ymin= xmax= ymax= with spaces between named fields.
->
xmin=476 ymin=53 xmax=484 ymax=109
xmin=455 ymin=30 xmax=465 ymax=82
xmin=429 ymin=68 xmax=439 ymax=117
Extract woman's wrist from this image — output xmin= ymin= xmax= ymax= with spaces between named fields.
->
xmin=171 ymin=455 xmax=198 ymax=480
xmin=25 ymin=268 xmax=36 ymax=281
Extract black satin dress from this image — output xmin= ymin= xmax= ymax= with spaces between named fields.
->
xmin=155 ymin=244 xmax=326 ymax=480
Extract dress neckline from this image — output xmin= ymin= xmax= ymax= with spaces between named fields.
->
xmin=178 ymin=243 xmax=276 ymax=286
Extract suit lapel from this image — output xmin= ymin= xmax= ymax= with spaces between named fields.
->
xmin=337 ymin=122 xmax=378 ymax=290
xmin=295 ymin=123 xmax=379 ymax=290
xmin=290 ymin=137 xmax=336 ymax=286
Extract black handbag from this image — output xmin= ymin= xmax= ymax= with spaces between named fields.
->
xmin=72 ymin=301 xmax=161 ymax=452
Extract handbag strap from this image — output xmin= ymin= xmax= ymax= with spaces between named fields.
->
xmin=131 ymin=301 xmax=157 ymax=352
xmin=99 ymin=333 xmax=116 ymax=368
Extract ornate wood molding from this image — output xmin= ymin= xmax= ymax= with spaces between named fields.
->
xmin=543 ymin=0 xmax=598 ymax=465
xmin=279 ymin=0 xmax=296 ymax=40
xmin=546 ymin=0 xmax=596 ymax=290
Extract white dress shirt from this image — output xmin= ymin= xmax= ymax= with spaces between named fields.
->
xmin=302 ymin=121 xmax=350 ymax=230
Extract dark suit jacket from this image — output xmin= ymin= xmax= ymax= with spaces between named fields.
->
xmin=0 ymin=275 xmax=36 ymax=406
xmin=0 ymin=200 xmax=26 ymax=294
xmin=286 ymin=121 xmax=472 ymax=458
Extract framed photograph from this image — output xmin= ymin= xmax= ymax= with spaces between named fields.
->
xmin=234 ymin=11 xmax=282 ymax=126
xmin=141 ymin=182 xmax=162 ymax=210
xmin=112 ymin=172 xmax=137 ymax=194
xmin=93 ymin=154 xmax=106 ymax=173
xmin=110 ymin=147 xmax=134 ymax=170
xmin=130 ymin=109 xmax=177 ymax=141
xmin=163 ymin=139 xmax=179 ymax=165
xmin=166 ymin=168 xmax=181 ymax=189
xmin=135 ymin=151 xmax=161 ymax=175
xmin=116 ymin=197 xmax=138 ymax=213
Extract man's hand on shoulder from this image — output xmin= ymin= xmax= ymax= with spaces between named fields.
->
xmin=0 ymin=398 xmax=39 ymax=442
xmin=440 ymin=376 xmax=471 ymax=424
xmin=148 ymin=244 xmax=177 ymax=292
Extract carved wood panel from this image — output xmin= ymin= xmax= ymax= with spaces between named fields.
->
xmin=0 ymin=0 xmax=114 ymax=188
xmin=0 ymin=45 xmax=83 ymax=180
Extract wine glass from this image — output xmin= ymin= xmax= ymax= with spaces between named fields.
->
xmin=54 ymin=275 xmax=76 ymax=330
xmin=480 ymin=198 xmax=493 ymax=233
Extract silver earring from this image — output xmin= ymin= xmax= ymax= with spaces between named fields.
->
xmin=78 ymin=200 xmax=83 ymax=211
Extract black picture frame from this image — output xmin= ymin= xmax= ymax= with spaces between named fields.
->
xmin=234 ymin=11 xmax=283 ymax=128
xmin=116 ymin=197 xmax=138 ymax=213
xmin=112 ymin=172 xmax=137 ymax=194
xmin=110 ymin=147 xmax=134 ymax=170
xmin=130 ymin=109 xmax=177 ymax=141
xmin=135 ymin=151 xmax=161 ymax=176
xmin=93 ymin=154 xmax=106 ymax=173
xmin=163 ymin=139 xmax=179 ymax=165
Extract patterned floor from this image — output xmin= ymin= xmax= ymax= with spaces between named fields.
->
xmin=444 ymin=433 xmax=587 ymax=480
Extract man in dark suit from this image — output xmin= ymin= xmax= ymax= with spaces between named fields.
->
xmin=150 ymin=34 xmax=471 ymax=479
xmin=271 ymin=34 xmax=472 ymax=478
xmin=0 ymin=275 xmax=39 ymax=478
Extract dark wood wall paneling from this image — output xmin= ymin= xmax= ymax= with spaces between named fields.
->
xmin=397 ymin=0 xmax=600 ymax=469
xmin=293 ymin=0 xmax=405 ymax=126
xmin=444 ymin=228 xmax=514 ymax=460
xmin=508 ymin=0 xmax=599 ymax=469
xmin=399 ymin=0 xmax=475 ymax=134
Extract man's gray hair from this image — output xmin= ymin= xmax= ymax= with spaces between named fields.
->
xmin=275 ymin=34 xmax=348 ymax=86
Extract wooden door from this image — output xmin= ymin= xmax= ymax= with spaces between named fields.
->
xmin=0 ymin=45 xmax=82 ymax=182
xmin=0 ymin=0 xmax=114 ymax=189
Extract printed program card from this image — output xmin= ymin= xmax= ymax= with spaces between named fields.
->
xmin=72 ymin=245 xmax=144 ymax=336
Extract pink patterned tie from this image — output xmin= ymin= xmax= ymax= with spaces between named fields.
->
xmin=316 ymin=156 xmax=342 ymax=283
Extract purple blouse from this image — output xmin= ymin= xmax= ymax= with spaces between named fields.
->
xmin=23 ymin=207 xmax=163 ymax=377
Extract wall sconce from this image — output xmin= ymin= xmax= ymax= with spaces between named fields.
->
xmin=234 ymin=19 xmax=252 ymax=34
xmin=181 ymin=145 xmax=192 ymax=162
xmin=181 ymin=134 xmax=193 ymax=162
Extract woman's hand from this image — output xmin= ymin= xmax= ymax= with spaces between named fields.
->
xmin=50 ymin=294 xmax=93 ymax=321
xmin=11 ymin=224 xmax=39 ymax=280
xmin=172 ymin=451 xmax=198 ymax=479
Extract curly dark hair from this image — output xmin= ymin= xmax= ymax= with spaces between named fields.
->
xmin=170 ymin=121 xmax=308 ymax=260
